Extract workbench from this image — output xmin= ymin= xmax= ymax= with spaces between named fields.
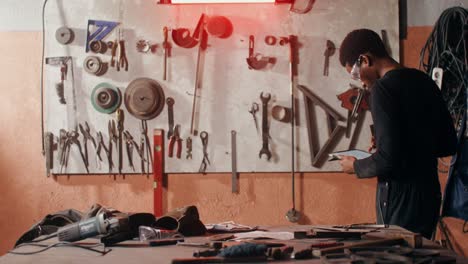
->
xmin=1 ymin=225 xmax=467 ymax=264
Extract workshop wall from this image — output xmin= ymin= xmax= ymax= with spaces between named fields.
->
xmin=0 ymin=0 xmax=464 ymax=256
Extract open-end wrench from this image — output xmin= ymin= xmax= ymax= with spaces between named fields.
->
xmin=166 ymin=97 xmax=175 ymax=139
xmin=259 ymin=92 xmax=272 ymax=161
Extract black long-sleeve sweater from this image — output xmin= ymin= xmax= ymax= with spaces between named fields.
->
xmin=354 ymin=68 xmax=457 ymax=188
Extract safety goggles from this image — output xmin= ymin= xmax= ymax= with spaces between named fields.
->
xmin=350 ymin=56 xmax=362 ymax=81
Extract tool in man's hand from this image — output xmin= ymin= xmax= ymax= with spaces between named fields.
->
xmin=259 ymin=92 xmax=272 ymax=161
xmin=168 ymin=125 xmax=182 ymax=159
xmin=199 ymin=131 xmax=210 ymax=173
xmin=249 ymin=102 xmax=259 ymax=133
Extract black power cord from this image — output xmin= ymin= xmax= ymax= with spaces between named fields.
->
xmin=419 ymin=6 xmax=468 ymax=127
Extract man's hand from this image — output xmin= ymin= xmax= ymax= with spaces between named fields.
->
xmin=339 ymin=155 xmax=356 ymax=174
xmin=368 ymin=136 xmax=376 ymax=152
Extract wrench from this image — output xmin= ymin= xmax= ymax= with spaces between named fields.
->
xmin=259 ymin=92 xmax=272 ymax=161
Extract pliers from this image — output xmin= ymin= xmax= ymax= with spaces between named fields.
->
xmin=79 ymin=122 xmax=100 ymax=167
xmin=96 ymin=131 xmax=113 ymax=172
xmin=168 ymin=125 xmax=182 ymax=159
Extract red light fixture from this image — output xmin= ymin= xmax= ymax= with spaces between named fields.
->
xmin=159 ymin=0 xmax=291 ymax=4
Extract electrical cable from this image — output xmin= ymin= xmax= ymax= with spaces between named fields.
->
xmin=419 ymin=6 xmax=468 ymax=128
xmin=9 ymin=242 xmax=110 ymax=255
xmin=40 ymin=0 xmax=49 ymax=156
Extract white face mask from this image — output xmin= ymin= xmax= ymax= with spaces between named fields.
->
xmin=350 ymin=56 xmax=362 ymax=81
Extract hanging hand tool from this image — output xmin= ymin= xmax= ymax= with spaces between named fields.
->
xmin=323 ymin=40 xmax=336 ymax=76
xmin=249 ymin=102 xmax=259 ymax=133
xmin=116 ymin=109 xmax=124 ymax=174
xmin=44 ymin=132 xmax=55 ymax=177
xmin=189 ymin=15 xmax=208 ymax=136
xmin=110 ymin=41 xmax=118 ymax=68
xmin=123 ymin=130 xmax=141 ymax=172
xmin=58 ymin=129 xmax=68 ymax=173
xmin=162 ymin=26 xmax=171 ymax=81
xmin=141 ymin=120 xmax=153 ymax=174
xmin=186 ymin=137 xmax=192 ymax=159
xmin=45 ymin=56 xmax=71 ymax=104
xmin=198 ymin=131 xmax=210 ymax=173
xmin=259 ymin=92 xmax=272 ymax=161
xmin=108 ymin=120 xmax=118 ymax=172
xmin=62 ymin=131 xmax=89 ymax=174
xmin=246 ymin=36 xmax=272 ymax=70
xmin=117 ymin=29 xmax=129 ymax=72
xmin=96 ymin=131 xmax=113 ymax=172
xmin=79 ymin=122 xmax=99 ymax=168
xmin=166 ymin=97 xmax=175 ymax=139
xmin=231 ymin=130 xmax=238 ymax=193
xmin=168 ymin=125 xmax=182 ymax=159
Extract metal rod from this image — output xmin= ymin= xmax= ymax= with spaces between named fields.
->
xmin=289 ymin=35 xmax=296 ymax=211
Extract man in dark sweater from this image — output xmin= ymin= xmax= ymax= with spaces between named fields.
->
xmin=338 ymin=29 xmax=457 ymax=238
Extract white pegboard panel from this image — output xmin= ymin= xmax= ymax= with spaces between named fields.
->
xmin=43 ymin=0 xmax=399 ymax=174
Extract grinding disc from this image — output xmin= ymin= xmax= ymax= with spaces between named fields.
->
xmin=91 ymin=83 xmax=121 ymax=114
xmin=84 ymin=56 xmax=104 ymax=75
xmin=55 ymin=27 xmax=74 ymax=45
xmin=125 ymin=78 xmax=165 ymax=120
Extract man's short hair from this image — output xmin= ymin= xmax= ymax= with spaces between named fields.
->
xmin=339 ymin=29 xmax=389 ymax=67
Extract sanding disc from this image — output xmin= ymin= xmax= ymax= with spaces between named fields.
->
xmin=55 ymin=27 xmax=74 ymax=45
xmin=91 ymin=83 xmax=121 ymax=114
xmin=125 ymin=78 xmax=165 ymax=120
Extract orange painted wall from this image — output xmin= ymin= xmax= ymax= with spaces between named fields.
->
xmin=0 ymin=26 xmax=436 ymax=256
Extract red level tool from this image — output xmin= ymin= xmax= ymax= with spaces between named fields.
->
xmin=153 ymin=129 xmax=164 ymax=217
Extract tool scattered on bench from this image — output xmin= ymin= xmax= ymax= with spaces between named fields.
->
xmin=312 ymin=232 xmax=423 ymax=257
xmin=294 ymin=228 xmax=365 ymax=240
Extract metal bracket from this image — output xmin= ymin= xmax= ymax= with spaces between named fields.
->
xmin=298 ymin=85 xmax=346 ymax=167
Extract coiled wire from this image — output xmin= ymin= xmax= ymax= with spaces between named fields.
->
xmin=419 ymin=6 xmax=468 ymax=129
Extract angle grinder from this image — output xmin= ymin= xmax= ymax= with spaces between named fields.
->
xmin=57 ymin=212 xmax=127 ymax=242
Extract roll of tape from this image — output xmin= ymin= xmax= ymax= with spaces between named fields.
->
xmin=272 ymin=105 xmax=291 ymax=123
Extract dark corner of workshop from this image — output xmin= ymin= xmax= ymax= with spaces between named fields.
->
xmin=0 ymin=0 xmax=467 ymax=263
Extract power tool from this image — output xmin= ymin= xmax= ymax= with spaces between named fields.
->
xmin=57 ymin=212 xmax=128 ymax=242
